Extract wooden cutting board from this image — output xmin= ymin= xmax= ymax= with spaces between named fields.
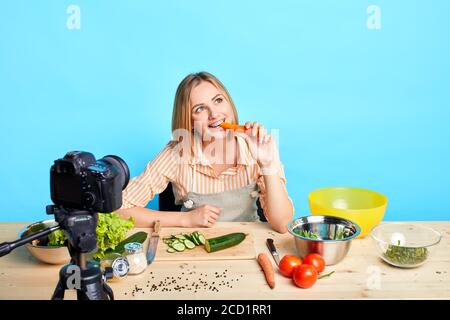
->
xmin=153 ymin=227 xmax=255 ymax=261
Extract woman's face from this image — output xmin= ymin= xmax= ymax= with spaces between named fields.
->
xmin=190 ymin=81 xmax=234 ymax=139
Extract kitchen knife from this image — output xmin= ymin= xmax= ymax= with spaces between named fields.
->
xmin=146 ymin=220 xmax=161 ymax=265
xmin=266 ymin=238 xmax=280 ymax=266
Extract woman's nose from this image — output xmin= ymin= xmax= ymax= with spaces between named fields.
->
xmin=208 ymin=106 xmax=221 ymax=119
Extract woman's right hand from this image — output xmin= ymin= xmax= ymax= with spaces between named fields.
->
xmin=185 ymin=204 xmax=222 ymax=227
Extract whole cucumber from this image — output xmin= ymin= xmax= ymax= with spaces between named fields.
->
xmin=110 ymin=231 xmax=148 ymax=254
xmin=204 ymin=232 xmax=246 ymax=253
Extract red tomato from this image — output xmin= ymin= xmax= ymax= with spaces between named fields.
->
xmin=278 ymin=255 xmax=302 ymax=278
xmin=292 ymin=264 xmax=318 ymax=289
xmin=303 ymin=253 xmax=325 ymax=274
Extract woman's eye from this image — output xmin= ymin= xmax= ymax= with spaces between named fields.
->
xmin=195 ymin=106 xmax=204 ymax=113
xmin=215 ymin=97 xmax=223 ymax=104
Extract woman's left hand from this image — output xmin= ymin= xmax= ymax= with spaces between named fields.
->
xmin=241 ymin=121 xmax=279 ymax=172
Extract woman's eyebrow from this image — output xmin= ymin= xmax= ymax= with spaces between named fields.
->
xmin=192 ymin=94 xmax=223 ymax=109
xmin=211 ymin=93 xmax=222 ymax=101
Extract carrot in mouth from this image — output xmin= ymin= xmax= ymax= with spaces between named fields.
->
xmin=219 ymin=122 xmax=246 ymax=131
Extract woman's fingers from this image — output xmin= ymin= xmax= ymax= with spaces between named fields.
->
xmin=204 ymin=218 xmax=213 ymax=227
xmin=209 ymin=211 xmax=220 ymax=220
xmin=244 ymin=121 xmax=270 ymax=143
xmin=205 ymin=211 xmax=219 ymax=223
xmin=258 ymin=126 xmax=266 ymax=144
xmin=195 ymin=205 xmax=220 ymax=227
xmin=204 ymin=204 xmax=222 ymax=215
xmin=252 ymin=122 xmax=259 ymax=137
xmin=242 ymin=132 xmax=257 ymax=155
xmin=206 ymin=212 xmax=218 ymax=226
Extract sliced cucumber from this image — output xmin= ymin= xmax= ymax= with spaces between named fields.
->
xmin=191 ymin=234 xmax=200 ymax=246
xmin=184 ymin=239 xmax=196 ymax=249
xmin=164 ymin=231 xmax=208 ymax=252
xmin=198 ymin=233 xmax=206 ymax=245
xmin=172 ymin=242 xmax=186 ymax=252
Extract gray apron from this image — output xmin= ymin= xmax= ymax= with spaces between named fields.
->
xmin=181 ymin=183 xmax=261 ymax=222
xmin=179 ymin=166 xmax=262 ymax=222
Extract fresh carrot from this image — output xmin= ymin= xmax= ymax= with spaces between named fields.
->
xmin=219 ymin=122 xmax=246 ymax=131
xmin=257 ymin=253 xmax=275 ymax=289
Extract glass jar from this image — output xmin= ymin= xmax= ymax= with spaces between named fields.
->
xmin=100 ymin=252 xmax=130 ymax=281
xmin=124 ymin=242 xmax=147 ymax=275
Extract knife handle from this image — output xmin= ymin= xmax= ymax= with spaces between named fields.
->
xmin=266 ymin=238 xmax=276 ymax=254
xmin=153 ymin=220 xmax=161 ymax=234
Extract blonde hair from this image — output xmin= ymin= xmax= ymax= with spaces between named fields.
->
xmin=171 ymin=72 xmax=239 ymax=134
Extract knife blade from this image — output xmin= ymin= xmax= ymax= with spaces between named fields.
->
xmin=266 ymin=238 xmax=280 ymax=266
xmin=146 ymin=220 xmax=161 ymax=265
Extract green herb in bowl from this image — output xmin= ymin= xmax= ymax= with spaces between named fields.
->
xmin=383 ymin=240 xmax=428 ymax=266
xmin=294 ymin=228 xmax=350 ymax=240
xmin=371 ymin=223 xmax=441 ymax=268
xmin=295 ymin=229 xmax=320 ymax=239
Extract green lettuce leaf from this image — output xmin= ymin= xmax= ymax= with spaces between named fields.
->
xmin=93 ymin=212 xmax=134 ymax=260
xmin=46 ymin=212 xmax=134 ymax=260
xmin=48 ymin=229 xmax=67 ymax=246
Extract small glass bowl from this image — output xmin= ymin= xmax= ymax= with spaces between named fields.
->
xmin=370 ymin=223 xmax=441 ymax=268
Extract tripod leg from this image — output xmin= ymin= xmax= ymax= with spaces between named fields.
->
xmin=51 ymin=268 xmax=69 ymax=300
xmin=103 ymin=282 xmax=114 ymax=300
xmin=78 ymin=267 xmax=111 ymax=300
xmin=51 ymin=280 xmax=66 ymax=300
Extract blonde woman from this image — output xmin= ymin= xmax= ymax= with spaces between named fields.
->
xmin=117 ymin=72 xmax=293 ymax=233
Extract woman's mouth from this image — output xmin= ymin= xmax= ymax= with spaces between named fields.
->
xmin=208 ymin=119 xmax=225 ymax=128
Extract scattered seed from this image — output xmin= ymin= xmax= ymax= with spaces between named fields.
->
xmin=124 ymin=268 xmax=242 ymax=296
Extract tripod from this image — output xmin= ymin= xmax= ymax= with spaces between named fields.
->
xmin=48 ymin=205 xmax=114 ymax=300
xmin=52 ymin=254 xmax=114 ymax=300
xmin=0 ymin=205 xmax=114 ymax=300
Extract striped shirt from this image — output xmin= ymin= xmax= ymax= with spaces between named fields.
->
xmin=121 ymin=133 xmax=289 ymax=213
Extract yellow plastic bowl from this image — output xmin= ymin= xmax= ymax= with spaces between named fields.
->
xmin=308 ymin=187 xmax=388 ymax=238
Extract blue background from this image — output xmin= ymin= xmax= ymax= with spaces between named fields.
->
xmin=1 ymin=1 xmax=449 ymax=222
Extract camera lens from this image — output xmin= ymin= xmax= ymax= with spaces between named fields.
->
xmin=102 ymin=155 xmax=130 ymax=190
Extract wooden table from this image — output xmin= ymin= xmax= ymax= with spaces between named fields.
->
xmin=0 ymin=221 xmax=449 ymax=300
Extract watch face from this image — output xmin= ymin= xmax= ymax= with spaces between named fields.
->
xmin=112 ymin=257 xmax=129 ymax=278
xmin=184 ymin=199 xmax=194 ymax=209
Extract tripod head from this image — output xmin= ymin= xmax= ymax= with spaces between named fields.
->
xmin=48 ymin=205 xmax=114 ymax=300
xmin=47 ymin=205 xmax=98 ymax=268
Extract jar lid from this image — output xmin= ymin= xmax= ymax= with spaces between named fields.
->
xmin=124 ymin=242 xmax=143 ymax=254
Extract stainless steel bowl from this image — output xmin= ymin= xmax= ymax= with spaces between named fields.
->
xmin=18 ymin=219 xmax=70 ymax=265
xmin=288 ymin=215 xmax=361 ymax=265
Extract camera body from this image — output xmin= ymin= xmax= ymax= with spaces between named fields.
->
xmin=50 ymin=151 xmax=130 ymax=213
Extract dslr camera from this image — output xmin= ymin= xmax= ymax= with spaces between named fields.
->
xmin=50 ymin=151 xmax=130 ymax=213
